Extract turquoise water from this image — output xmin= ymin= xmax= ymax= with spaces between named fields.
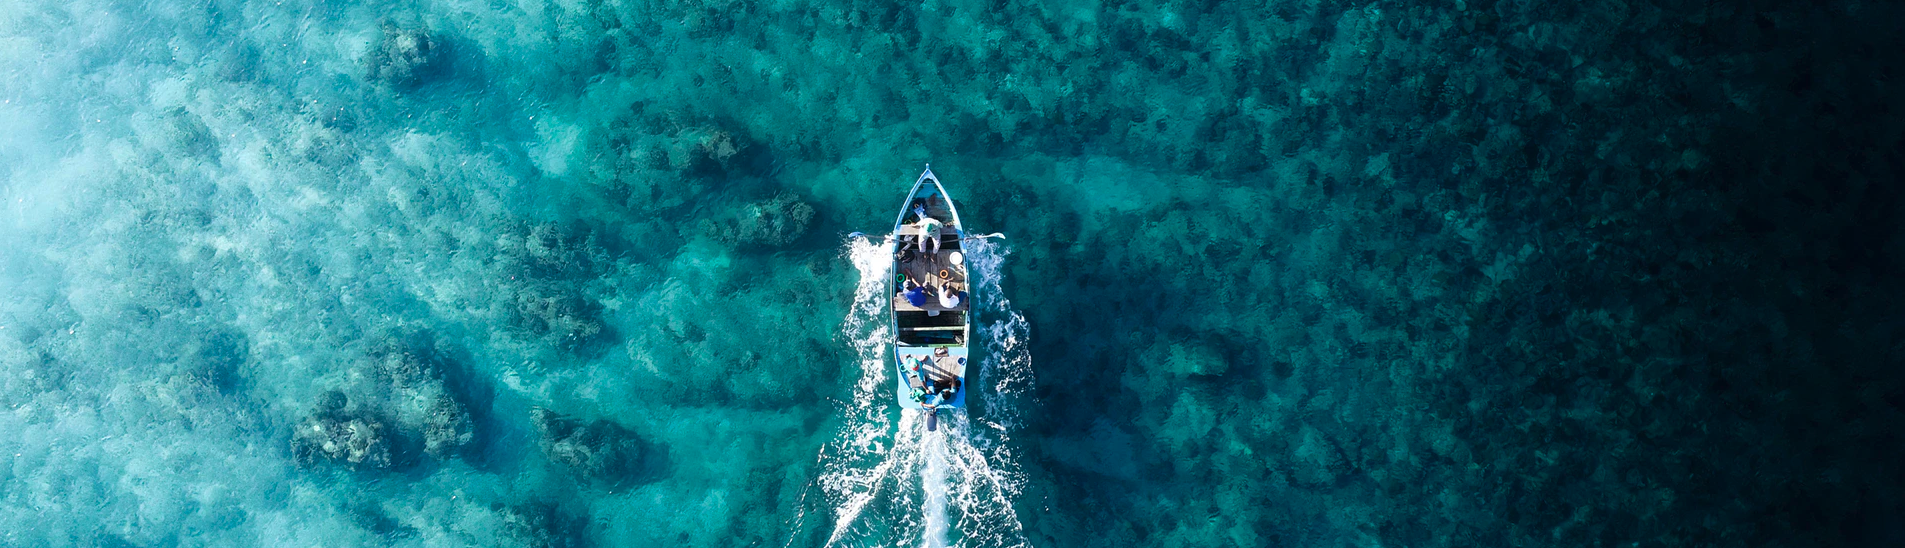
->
xmin=2 ymin=0 xmax=1902 ymax=546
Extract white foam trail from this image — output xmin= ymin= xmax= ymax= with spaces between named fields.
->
xmin=810 ymin=235 xmax=1033 ymax=548
xmin=814 ymin=235 xmax=901 ymax=546
xmin=920 ymin=430 xmax=951 ymax=548
xmin=963 ymin=238 xmax=1035 ymax=431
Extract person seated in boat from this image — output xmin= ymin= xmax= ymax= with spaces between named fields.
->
xmin=908 ymin=355 xmax=934 ymax=402
xmin=902 ymin=280 xmax=929 ymax=308
xmin=922 ymin=378 xmax=953 ymax=409
xmin=910 ymin=197 xmax=939 ymax=222
xmin=909 ymin=354 xmax=932 ymax=377
xmin=921 ymin=373 xmax=943 ymax=409
xmin=913 ymin=214 xmax=944 ymax=258
xmin=927 ymin=365 xmax=959 ymax=403
xmin=937 ymin=282 xmax=965 ymax=310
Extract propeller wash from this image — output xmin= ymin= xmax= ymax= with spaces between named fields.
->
xmin=801 ymin=176 xmax=1034 ymax=548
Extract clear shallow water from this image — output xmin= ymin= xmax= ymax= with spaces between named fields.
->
xmin=2 ymin=0 xmax=1902 ymax=546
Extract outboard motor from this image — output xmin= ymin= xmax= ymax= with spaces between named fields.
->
xmin=926 ymin=409 xmax=938 ymax=431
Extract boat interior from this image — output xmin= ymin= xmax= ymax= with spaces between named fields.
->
xmin=898 ymin=346 xmax=968 ymax=394
xmin=890 ymin=170 xmax=971 ymax=417
xmin=893 ymin=182 xmax=970 ymax=346
xmin=899 ymin=188 xmax=958 ymax=230
xmin=896 ymin=310 xmax=966 ymax=345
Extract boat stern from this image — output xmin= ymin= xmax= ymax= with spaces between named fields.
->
xmin=894 ymin=345 xmax=969 ymax=410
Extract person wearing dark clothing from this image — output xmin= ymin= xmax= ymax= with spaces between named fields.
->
xmin=903 ymin=280 xmax=929 ymax=307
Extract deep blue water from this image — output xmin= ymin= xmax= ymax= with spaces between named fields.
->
xmin=0 ymin=0 xmax=1901 ymax=546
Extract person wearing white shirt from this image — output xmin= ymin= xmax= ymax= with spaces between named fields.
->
xmin=937 ymin=282 xmax=964 ymax=310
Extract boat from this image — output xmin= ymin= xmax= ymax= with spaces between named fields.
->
xmin=889 ymin=166 xmax=970 ymax=431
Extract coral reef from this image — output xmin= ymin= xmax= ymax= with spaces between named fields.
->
xmin=511 ymin=290 xmax=609 ymax=352
xmin=492 ymin=222 xmax=617 ymax=355
xmin=364 ymin=24 xmax=444 ymax=90
xmin=367 ymin=336 xmax=482 ymax=461
xmin=290 ymin=335 xmax=482 ymax=471
xmin=699 ymin=192 xmax=814 ymax=248
xmin=420 ymin=394 xmax=474 ymax=459
xmin=292 ymin=392 xmax=393 ymax=470
xmin=532 ymin=408 xmax=651 ymax=488
xmin=496 ymin=502 xmax=587 ymax=548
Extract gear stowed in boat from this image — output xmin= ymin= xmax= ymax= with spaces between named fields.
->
xmin=889 ymin=166 xmax=972 ymax=432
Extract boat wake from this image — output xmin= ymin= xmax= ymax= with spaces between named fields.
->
xmin=799 ymin=236 xmax=1033 ymax=548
